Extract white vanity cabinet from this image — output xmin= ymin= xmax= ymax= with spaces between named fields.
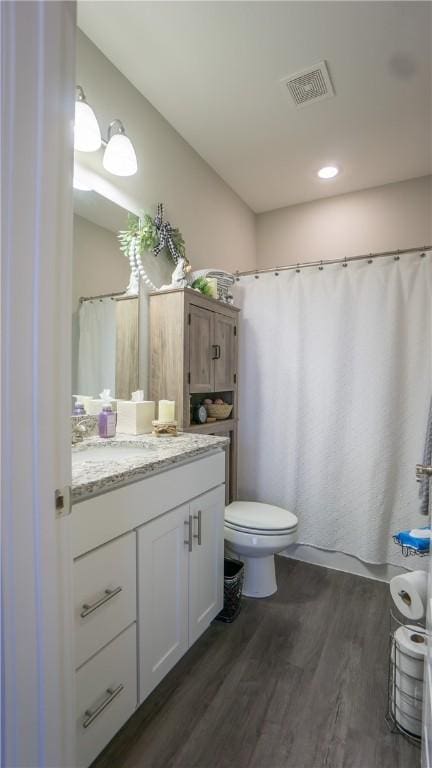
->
xmin=138 ymin=485 xmax=225 ymax=702
xmin=72 ymin=450 xmax=225 ymax=767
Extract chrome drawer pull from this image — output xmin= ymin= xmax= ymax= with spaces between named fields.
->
xmin=416 ymin=464 xmax=432 ymax=479
xmin=193 ymin=510 xmax=202 ymax=545
xmin=184 ymin=514 xmax=193 ymax=552
xmin=80 ymin=586 xmax=123 ymax=618
xmin=82 ymin=683 xmax=124 ymax=729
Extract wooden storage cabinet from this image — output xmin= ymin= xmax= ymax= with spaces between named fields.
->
xmin=188 ymin=304 xmax=237 ymax=393
xmin=189 ymin=304 xmax=214 ymax=392
xmin=137 ymin=485 xmax=225 ymax=704
xmin=150 ymin=288 xmax=240 ymax=501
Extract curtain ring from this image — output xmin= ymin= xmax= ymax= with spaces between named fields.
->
xmin=296 ymin=263 xmax=301 ymax=273
xmin=368 ymin=255 xmax=373 ymax=264
xmin=420 ymin=252 xmax=426 ymax=258
xmin=394 ymin=255 xmax=400 ymax=261
xmin=254 ymin=273 xmax=260 ymax=279
xmin=274 ymin=271 xmax=279 ymax=276
xmin=342 ymin=257 xmax=348 ymax=268
xmin=319 ymin=260 xmax=323 ymax=271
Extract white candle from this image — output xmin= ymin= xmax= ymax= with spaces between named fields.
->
xmin=158 ymin=399 xmax=175 ymax=422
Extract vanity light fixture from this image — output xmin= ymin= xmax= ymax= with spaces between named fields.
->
xmin=102 ymin=119 xmax=138 ymax=177
xmin=317 ymin=165 xmax=339 ymax=179
xmin=74 ymin=85 xmax=138 ymax=177
xmin=74 ymin=86 xmax=102 ymax=152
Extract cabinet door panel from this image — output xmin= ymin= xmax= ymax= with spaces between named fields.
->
xmin=76 ymin=625 xmax=137 ymax=768
xmin=189 ymin=305 xmax=214 ymax=392
xmin=214 ymin=313 xmax=237 ymax=391
xmin=189 ymin=486 xmax=225 ymax=645
xmin=138 ymin=504 xmax=189 ymax=703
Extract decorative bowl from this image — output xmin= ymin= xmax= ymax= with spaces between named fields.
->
xmin=206 ymin=403 xmax=233 ymax=420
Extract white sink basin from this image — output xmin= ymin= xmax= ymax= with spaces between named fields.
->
xmin=72 ymin=443 xmax=157 ymax=463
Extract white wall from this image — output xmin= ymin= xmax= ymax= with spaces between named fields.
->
xmin=256 ymin=175 xmax=432 ymax=268
xmin=76 ymin=30 xmax=256 ymax=273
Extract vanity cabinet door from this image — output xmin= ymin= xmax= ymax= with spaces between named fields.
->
xmin=213 ymin=312 xmax=237 ymax=391
xmin=137 ymin=503 xmax=189 ymax=704
xmin=188 ymin=304 xmax=214 ymax=392
xmin=188 ymin=486 xmax=225 ymax=645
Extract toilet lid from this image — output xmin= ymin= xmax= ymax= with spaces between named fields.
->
xmin=225 ymin=501 xmax=298 ymax=532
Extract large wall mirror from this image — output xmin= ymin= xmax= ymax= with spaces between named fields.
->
xmin=72 ymin=189 xmax=172 ymax=401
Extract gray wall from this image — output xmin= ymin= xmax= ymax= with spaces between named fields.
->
xmin=76 ymin=30 xmax=256 ymax=274
xmin=256 ymin=175 xmax=431 ymax=267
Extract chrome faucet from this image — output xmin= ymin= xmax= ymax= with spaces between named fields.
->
xmin=72 ymin=416 xmax=96 ymax=445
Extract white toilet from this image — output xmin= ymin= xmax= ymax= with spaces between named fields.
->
xmin=224 ymin=501 xmax=298 ymax=598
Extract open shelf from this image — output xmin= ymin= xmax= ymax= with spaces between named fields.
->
xmin=184 ymin=418 xmax=237 ymax=434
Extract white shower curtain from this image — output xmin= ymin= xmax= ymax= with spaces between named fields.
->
xmin=234 ymin=251 xmax=432 ymax=566
xmin=77 ymin=298 xmax=116 ymax=397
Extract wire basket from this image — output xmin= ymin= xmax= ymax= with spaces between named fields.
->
xmin=216 ymin=558 xmax=244 ymax=623
xmin=386 ymin=609 xmax=425 ymax=747
xmin=393 ymin=534 xmax=429 ymax=558
xmin=190 ymin=270 xmax=235 ymax=303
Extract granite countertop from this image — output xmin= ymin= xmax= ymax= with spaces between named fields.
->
xmin=72 ymin=432 xmax=229 ymax=503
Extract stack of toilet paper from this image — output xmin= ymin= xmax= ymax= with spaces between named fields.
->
xmin=389 ymin=570 xmax=428 ymax=737
xmin=391 ymin=623 xmax=426 ymax=737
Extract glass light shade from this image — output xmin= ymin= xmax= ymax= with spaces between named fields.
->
xmin=318 ymin=165 xmax=339 ymax=179
xmin=74 ymin=100 xmax=102 ymax=152
xmin=103 ymin=133 xmax=138 ymax=176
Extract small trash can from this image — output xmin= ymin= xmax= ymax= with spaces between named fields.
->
xmin=216 ymin=557 xmax=244 ymax=623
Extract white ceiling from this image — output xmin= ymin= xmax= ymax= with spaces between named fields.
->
xmin=78 ymin=1 xmax=431 ymax=213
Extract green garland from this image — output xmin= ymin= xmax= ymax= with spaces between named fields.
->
xmin=192 ymin=276 xmax=213 ymax=297
xmin=118 ymin=212 xmax=186 ymax=264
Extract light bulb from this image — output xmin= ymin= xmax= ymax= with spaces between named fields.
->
xmin=318 ymin=165 xmax=339 ymax=179
xmin=103 ymin=131 xmax=138 ymax=177
xmin=74 ymin=87 xmax=101 ymax=152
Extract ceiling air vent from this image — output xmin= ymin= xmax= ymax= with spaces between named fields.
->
xmin=281 ymin=60 xmax=335 ymax=108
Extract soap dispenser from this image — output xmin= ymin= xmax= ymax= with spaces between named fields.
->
xmin=98 ymin=405 xmax=117 ymax=438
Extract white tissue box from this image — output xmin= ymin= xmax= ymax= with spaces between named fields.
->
xmin=86 ymin=399 xmax=105 ymax=416
xmin=86 ymin=398 xmax=118 ymax=415
xmin=116 ymin=400 xmax=155 ymax=435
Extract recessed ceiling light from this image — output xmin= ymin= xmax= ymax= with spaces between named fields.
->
xmin=318 ymin=165 xmax=339 ymax=179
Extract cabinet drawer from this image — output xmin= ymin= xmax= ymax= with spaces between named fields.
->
xmin=74 ymin=533 xmax=136 ymax=668
xmin=76 ymin=624 xmax=137 ymax=768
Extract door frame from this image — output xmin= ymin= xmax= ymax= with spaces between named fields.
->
xmin=1 ymin=2 xmax=76 ymax=766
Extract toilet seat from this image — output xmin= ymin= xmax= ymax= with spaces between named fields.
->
xmin=224 ymin=520 xmax=298 ymax=536
xmin=225 ymin=501 xmax=298 ymax=535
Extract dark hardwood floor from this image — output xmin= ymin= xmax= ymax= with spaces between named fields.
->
xmin=92 ymin=558 xmax=419 ymax=768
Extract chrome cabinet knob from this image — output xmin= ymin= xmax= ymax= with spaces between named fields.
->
xmin=416 ymin=464 xmax=432 ymax=479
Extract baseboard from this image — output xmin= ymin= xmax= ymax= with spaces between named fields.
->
xmin=280 ymin=543 xmax=418 ymax=583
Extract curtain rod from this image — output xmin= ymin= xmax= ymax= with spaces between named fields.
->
xmin=235 ymin=245 xmax=432 ymax=278
xmin=79 ymin=291 xmax=138 ymax=303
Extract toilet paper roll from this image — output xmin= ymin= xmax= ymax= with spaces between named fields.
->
xmin=389 ymin=570 xmax=428 ymax=620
